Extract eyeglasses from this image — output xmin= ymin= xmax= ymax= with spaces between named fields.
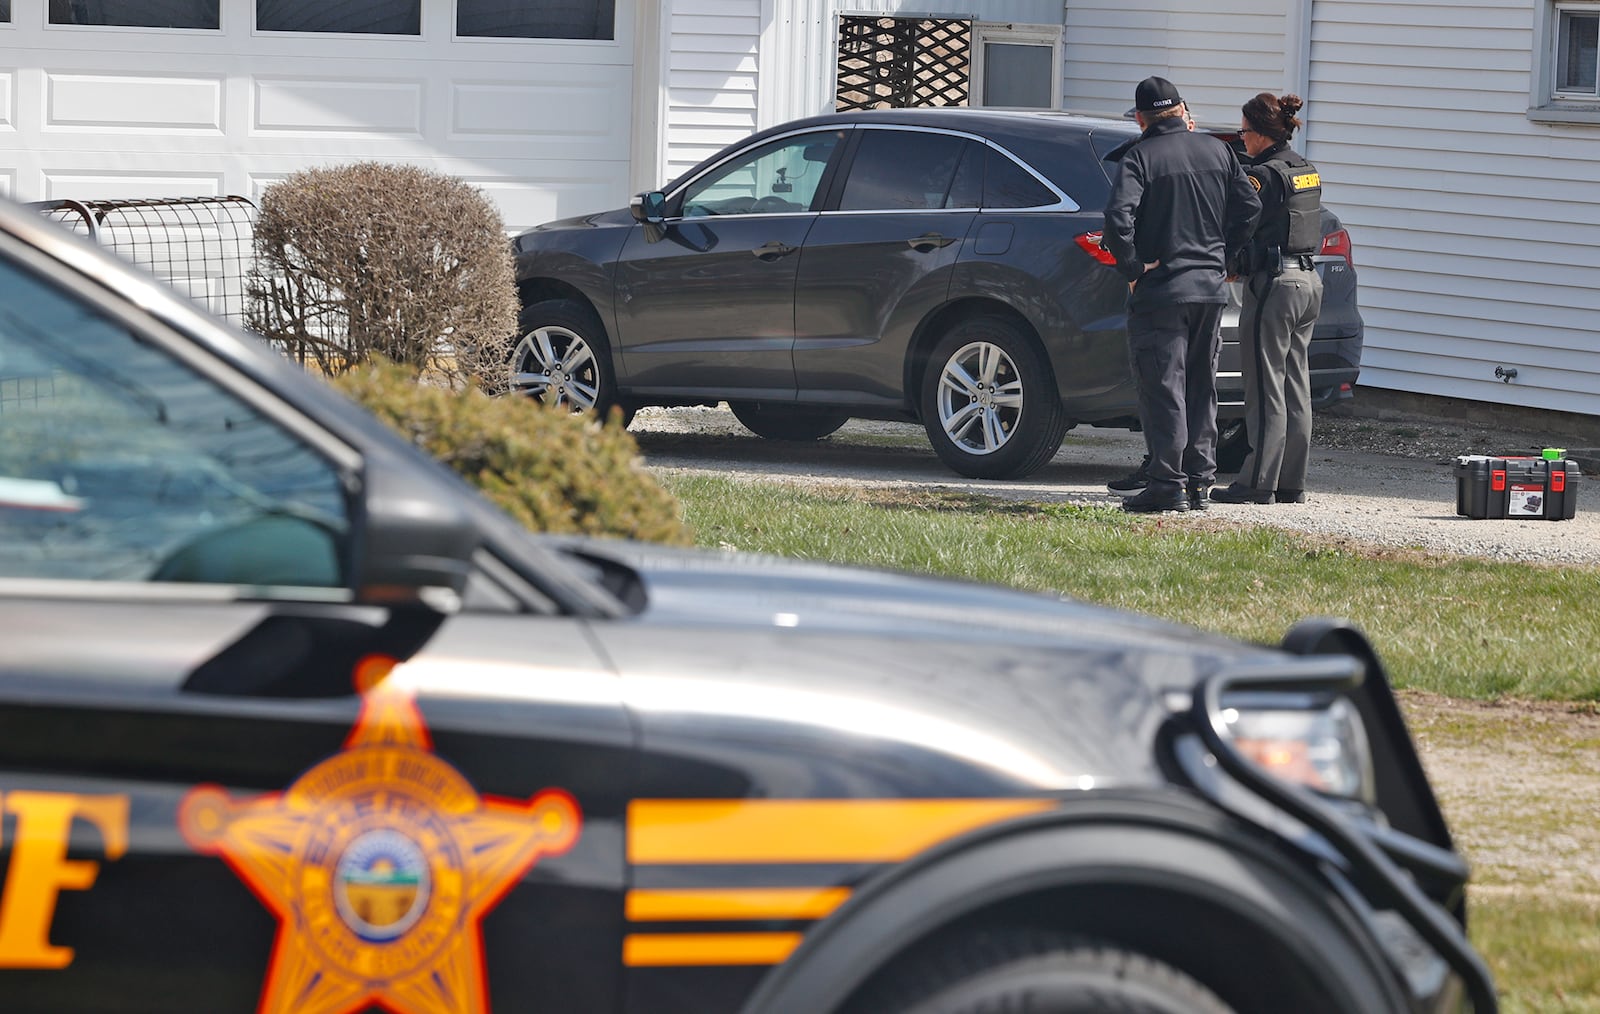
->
xmin=1238 ymin=127 xmax=1259 ymax=136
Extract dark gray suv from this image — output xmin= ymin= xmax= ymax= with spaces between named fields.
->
xmin=510 ymin=108 xmax=1362 ymax=479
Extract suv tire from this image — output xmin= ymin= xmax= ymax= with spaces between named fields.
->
xmin=511 ymin=299 xmax=631 ymax=426
xmin=920 ymin=316 xmax=1067 ymax=480
xmin=730 ymin=402 xmax=850 ymax=441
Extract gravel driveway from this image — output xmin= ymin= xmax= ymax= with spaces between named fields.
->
xmin=631 ymin=403 xmax=1600 ymax=566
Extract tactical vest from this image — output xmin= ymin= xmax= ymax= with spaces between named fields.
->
xmin=1249 ymin=148 xmax=1322 ymax=261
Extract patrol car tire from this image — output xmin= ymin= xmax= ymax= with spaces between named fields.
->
xmin=920 ymin=316 xmax=1068 ymax=480
xmin=856 ymin=930 xmax=1234 ymax=1014
xmin=729 ymin=401 xmax=850 ymax=441
xmin=511 ymin=298 xmax=633 ymax=428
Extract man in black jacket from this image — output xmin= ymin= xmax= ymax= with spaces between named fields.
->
xmin=1104 ymin=77 xmax=1260 ymax=513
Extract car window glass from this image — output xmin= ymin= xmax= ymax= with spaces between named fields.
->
xmin=944 ymin=141 xmax=982 ymax=209
xmin=680 ymin=131 xmax=841 ymax=217
xmin=983 ymin=148 xmax=1057 ymax=209
xmin=0 ymin=257 xmax=349 ymax=588
xmin=839 ymin=130 xmax=967 ymax=212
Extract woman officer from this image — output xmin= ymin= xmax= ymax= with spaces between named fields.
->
xmin=1211 ymin=93 xmax=1324 ymax=505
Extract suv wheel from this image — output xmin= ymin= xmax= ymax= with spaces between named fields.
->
xmin=730 ymin=402 xmax=850 ymax=441
xmin=511 ymin=299 xmax=632 ymax=426
xmin=920 ymin=317 xmax=1067 ymax=479
xmin=850 ymin=930 xmax=1234 ymax=1014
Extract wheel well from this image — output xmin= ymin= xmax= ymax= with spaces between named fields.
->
xmin=905 ymin=298 xmax=1047 ymax=416
xmin=517 ymin=278 xmax=599 ymax=320
xmin=839 ymin=883 xmax=1348 ymax=1014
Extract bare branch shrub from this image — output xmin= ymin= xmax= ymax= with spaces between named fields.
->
xmin=247 ymin=162 xmax=518 ymax=392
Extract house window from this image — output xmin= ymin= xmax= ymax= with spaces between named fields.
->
xmin=972 ymin=25 xmax=1061 ymax=109
xmin=256 ymin=0 xmax=419 ymax=35
xmin=458 ymin=0 xmax=614 ymax=40
xmin=1 ymin=2 xmax=10 ymax=23
xmin=49 ymin=0 xmax=218 ymax=29
xmin=1557 ymin=6 xmax=1599 ymax=95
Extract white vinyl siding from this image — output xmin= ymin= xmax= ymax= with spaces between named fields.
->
xmin=662 ymin=0 xmax=761 ymax=185
xmin=1308 ymin=0 xmax=1600 ymax=416
xmin=1061 ymin=0 xmax=1290 ymax=126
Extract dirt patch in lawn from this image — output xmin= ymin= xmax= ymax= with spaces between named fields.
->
xmin=1401 ymin=690 xmax=1600 ymax=896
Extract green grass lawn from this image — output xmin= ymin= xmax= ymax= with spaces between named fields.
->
xmin=664 ymin=474 xmax=1600 ymax=701
xmin=662 ymin=472 xmax=1600 ymax=1009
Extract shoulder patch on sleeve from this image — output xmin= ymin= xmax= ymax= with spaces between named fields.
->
xmin=1248 ymin=174 xmax=1262 ymax=192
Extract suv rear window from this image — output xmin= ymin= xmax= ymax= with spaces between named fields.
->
xmin=983 ymin=149 xmax=1056 ymax=209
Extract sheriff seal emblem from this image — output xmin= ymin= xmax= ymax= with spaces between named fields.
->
xmin=179 ymin=658 xmax=580 ymax=1014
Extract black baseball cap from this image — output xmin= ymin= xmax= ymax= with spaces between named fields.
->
xmin=1128 ymin=76 xmax=1183 ymax=115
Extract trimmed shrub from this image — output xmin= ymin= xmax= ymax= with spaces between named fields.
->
xmin=248 ymin=162 xmax=519 ymax=392
xmin=334 ymin=360 xmax=692 ymax=546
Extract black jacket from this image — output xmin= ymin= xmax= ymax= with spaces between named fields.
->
xmin=1103 ymin=117 xmax=1261 ymax=311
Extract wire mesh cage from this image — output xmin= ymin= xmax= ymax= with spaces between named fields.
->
xmin=30 ymin=196 xmax=258 ymax=328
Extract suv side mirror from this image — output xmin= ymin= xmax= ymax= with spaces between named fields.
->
xmin=630 ymin=191 xmax=666 ymax=224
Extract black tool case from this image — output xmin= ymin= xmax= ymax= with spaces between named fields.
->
xmin=1454 ymin=455 xmax=1581 ymax=520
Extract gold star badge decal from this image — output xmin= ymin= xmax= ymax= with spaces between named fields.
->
xmin=180 ymin=665 xmax=581 ymax=1014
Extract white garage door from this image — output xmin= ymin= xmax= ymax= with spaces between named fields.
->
xmin=0 ymin=0 xmax=637 ymax=232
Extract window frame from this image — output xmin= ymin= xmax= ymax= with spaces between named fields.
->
xmin=253 ymin=0 xmax=421 ymax=37
xmin=666 ymin=126 xmax=848 ymax=218
xmin=970 ymin=22 xmax=1062 ymax=110
xmin=453 ymin=0 xmax=617 ymax=42
xmin=45 ymin=0 xmax=221 ymax=31
xmin=834 ymin=127 xmax=972 ymax=212
xmin=818 ymin=124 xmax=1079 ymax=215
xmin=1530 ymin=0 xmax=1600 ymax=124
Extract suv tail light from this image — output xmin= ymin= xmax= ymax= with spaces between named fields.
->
xmin=1075 ymin=231 xmax=1117 ymax=266
xmin=1319 ymin=228 xmax=1353 ymax=269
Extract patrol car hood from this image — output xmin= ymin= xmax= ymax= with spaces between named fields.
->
xmin=569 ymin=538 xmax=1261 ymax=663
xmin=559 ymin=540 xmax=1286 ymax=796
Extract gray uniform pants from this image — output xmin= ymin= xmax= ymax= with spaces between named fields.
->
xmin=1237 ymin=265 xmax=1324 ymax=493
xmin=1126 ymin=302 xmax=1224 ymax=495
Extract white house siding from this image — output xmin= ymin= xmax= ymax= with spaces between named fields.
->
xmin=1307 ymin=0 xmax=1600 ymax=416
xmin=1060 ymin=0 xmax=1291 ymax=127
xmin=0 ymin=0 xmax=637 ymax=233
xmin=661 ymin=0 xmax=763 ymax=186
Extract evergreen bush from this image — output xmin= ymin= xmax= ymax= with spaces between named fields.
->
xmin=334 ymin=360 xmax=691 ymax=546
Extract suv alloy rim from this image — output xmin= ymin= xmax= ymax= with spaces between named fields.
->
xmin=511 ymin=325 xmax=599 ymax=412
xmin=936 ymin=340 xmax=1023 ymax=455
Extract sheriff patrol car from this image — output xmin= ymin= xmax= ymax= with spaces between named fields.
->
xmin=0 ymin=196 xmax=1493 ymax=1014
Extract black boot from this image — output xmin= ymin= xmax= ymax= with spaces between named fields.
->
xmin=1122 ymin=486 xmax=1190 ymax=513
xmin=1108 ymin=455 xmax=1151 ymax=496
xmin=1209 ymin=483 xmax=1274 ymax=505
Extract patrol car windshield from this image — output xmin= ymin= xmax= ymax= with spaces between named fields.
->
xmin=0 ymin=255 xmax=349 ymax=587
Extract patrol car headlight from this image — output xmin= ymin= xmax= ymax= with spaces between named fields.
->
xmin=1221 ymin=697 xmax=1374 ymax=804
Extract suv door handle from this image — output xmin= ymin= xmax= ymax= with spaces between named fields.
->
xmin=908 ymin=233 xmax=955 ymax=252
xmin=752 ymin=241 xmax=797 ymax=261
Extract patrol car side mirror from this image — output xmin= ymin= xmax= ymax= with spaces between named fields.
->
xmin=350 ymin=454 xmax=479 ymax=614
